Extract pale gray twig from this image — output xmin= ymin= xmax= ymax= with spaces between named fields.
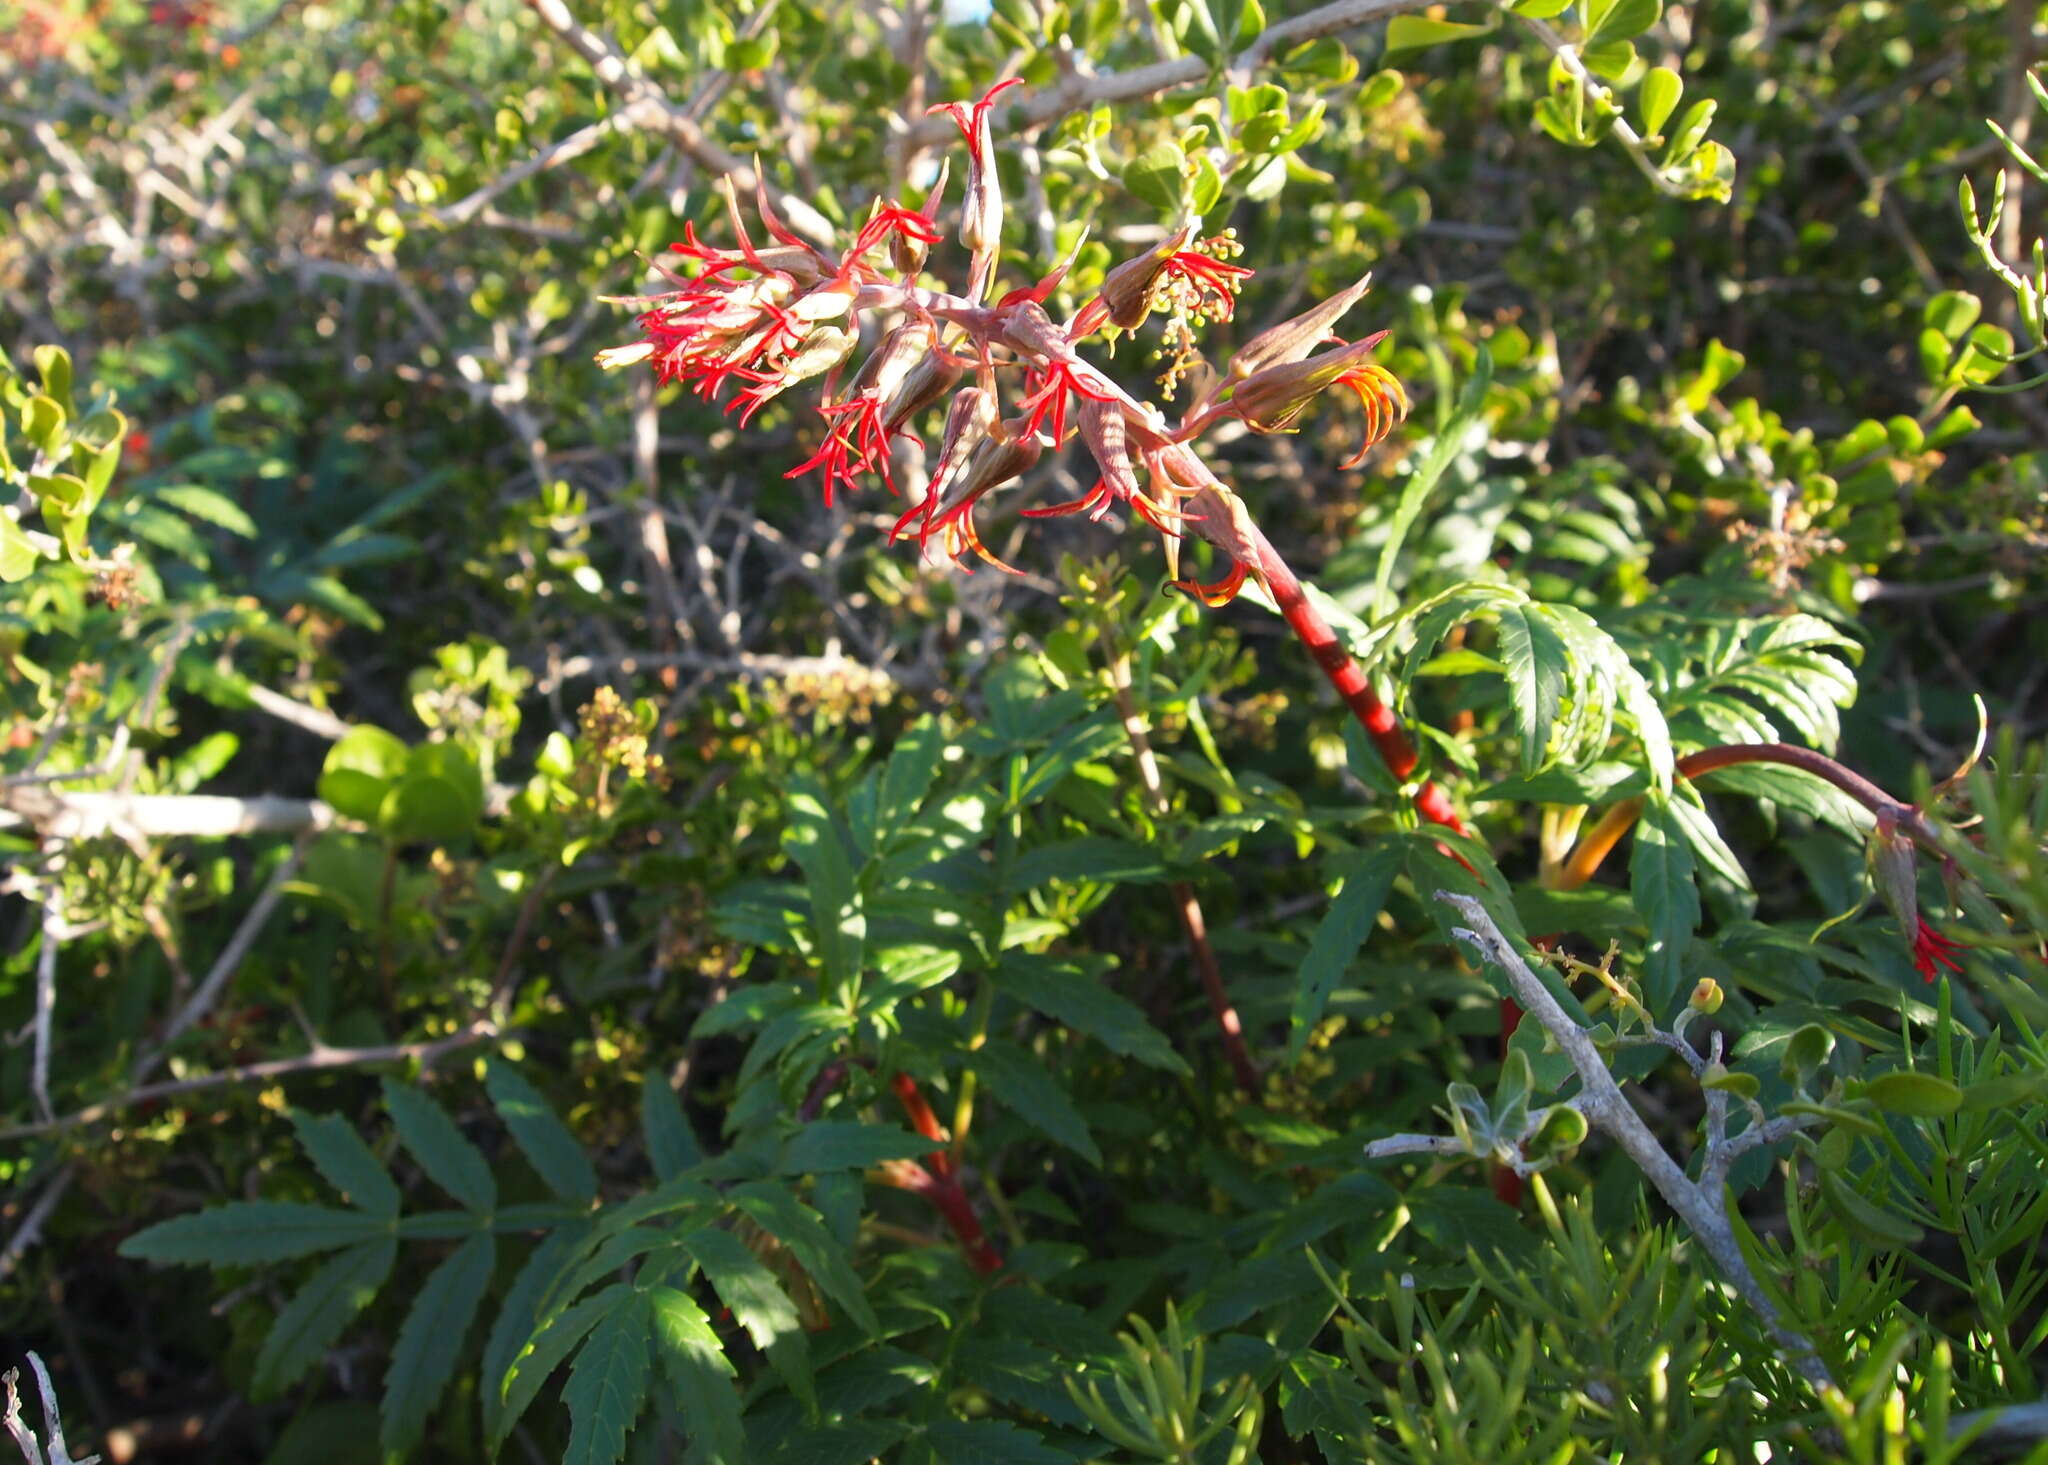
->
xmin=1435 ymin=890 xmax=1836 ymax=1391
xmin=3 ymin=1351 xmax=99 ymax=1465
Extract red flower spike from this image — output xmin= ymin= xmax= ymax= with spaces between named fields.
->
xmin=1911 ymin=919 xmax=1966 ymax=983
xmin=1173 ymin=558 xmax=1251 ymax=608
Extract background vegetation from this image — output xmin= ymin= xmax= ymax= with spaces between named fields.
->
xmin=2 ymin=0 xmax=2045 ymax=1460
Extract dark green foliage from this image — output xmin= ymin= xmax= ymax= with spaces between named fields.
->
xmin=6 ymin=0 xmax=2048 ymax=1460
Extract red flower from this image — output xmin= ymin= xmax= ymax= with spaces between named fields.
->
xmin=1014 ymin=362 xmax=1117 ymax=447
xmin=848 ymin=204 xmax=944 ymax=262
xmin=1911 ymin=919 xmax=1966 ymax=983
xmin=1155 ymin=247 xmax=1253 ymax=322
xmin=786 ymin=396 xmax=906 ymax=506
xmin=927 ymin=77 xmax=1023 ymax=160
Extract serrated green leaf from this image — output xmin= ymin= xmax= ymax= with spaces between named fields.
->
xmin=642 ymin=1068 xmax=704 ymax=1182
xmin=784 ymin=776 xmax=864 ymax=995
xmin=252 ymin=1238 xmax=395 ymax=1397
xmin=1003 ymin=836 xmax=1170 ymax=894
xmin=486 ymin=1061 xmax=597 ymax=1204
xmin=381 ymin=1231 xmax=496 ymax=1454
xmin=1496 ymin=604 xmax=1568 ymax=772
xmin=728 ymin=1179 xmax=881 ymax=1335
xmin=992 ymin=954 xmax=1191 ymax=1074
xmin=381 ymin=1077 xmax=497 ymax=1213
xmin=876 ymin=715 xmax=946 ymax=844
xmin=647 ymin=1286 xmax=741 ymax=1464
xmin=973 ymin=1038 xmax=1102 ymax=1164
xmin=924 ymin=1418 xmax=1069 ymax=1464
xmin=155 ymin=482 xmax=258 ymax=537
xmin=562 ymin=1294 xmax=652 ymax=1465
xmin=1666 ymin=792 xmax=1750 ymax=892
xmin=1289 ymin=844 xmax=1404 ymax=1062
xmin=681 ymin=1227 xmax=813 ymax=1412
xmin=118 ymin=1202 xmax=384 ymax=1267
xmin=481 ymin=1223 xmax=593 ymax=1446
xmin=776 ymin=1121 xmax=936 ymax=1174
xmin=290 ymin=1110 xmax=401 ymax=1216
xmin=1630 ymin=793 xmax=1699 ymax=1011
xmin=1373 ymin=351 xmax=1492 ymax=617
xmin=494 ymin=1285 xmax=621 ymax=1452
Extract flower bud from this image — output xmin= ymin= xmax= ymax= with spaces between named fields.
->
xmin=893 ymin=158 xmax=950 ymax=276
xmin=1227 ymin=271 xmax=1376 ymax=382
xmin=884 ymin=345 xmax=966 ymax=434
xmin=846 ymin=318 xmax=935 ymax=409
xmin=1094 ymin=223 xmax=1195 ymax=331
xmin=1075 ymin=396 xmax=1141 ymax=502
xmin=1224 ymin=333 xmax=1409 ymax=466
xmin=930 ymin=79 xmax=1022 ymax=294
xmin=1688 ymin=978 xmax=1724 ymax=1015
xmin=1866 ymin=811 xmax=1920 ymax=933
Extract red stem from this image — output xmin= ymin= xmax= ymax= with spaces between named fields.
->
xmin=891 ymin=1070 xmax=954 ymax=1177
xmin=888 ymin=1074 xmax=1001 ymax=1272
xmin=1243 ymin=527 xmax=1467 ymax=836
xmin=879 ymin=1159 xmax=1004 ymax=1275
xmin=1171 ymin=880 xmax=1262 ymax=1094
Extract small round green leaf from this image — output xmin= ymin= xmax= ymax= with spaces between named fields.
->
xmin=1637 ymin=67 xmax=1682 ymax=139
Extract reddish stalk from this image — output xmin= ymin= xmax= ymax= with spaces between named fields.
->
xmin=877 ymin=1158 xmax=1005 ymax=1275
xmin=1221 ymin=512 xmax=1467 ymax=836
xmin=886 ymin=1072 xmax=1003 ymax=1274
xmin=1107 ymin=655 xmax=1261 ymax=1094
xmin=1558 ymin=742 xmax=1934 ymax=893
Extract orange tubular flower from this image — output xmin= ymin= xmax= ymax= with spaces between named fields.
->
xmin=1225 ymin=332 xmax=1410 ymax=465
xmin=1172 ymin=558 xmax=1251 ymax=608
